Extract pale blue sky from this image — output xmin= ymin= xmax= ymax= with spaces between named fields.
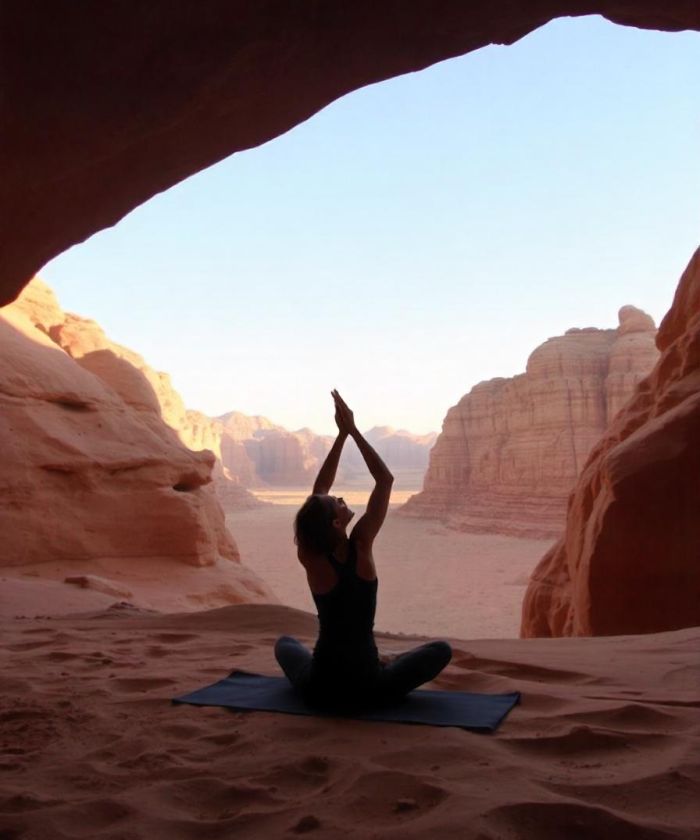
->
xmin=41 ymin=16 xmax=699 ymax=436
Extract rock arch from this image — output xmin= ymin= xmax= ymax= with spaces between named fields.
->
xmin=1 ymin=2 xmax=698 ymax=635
xmin=1 ymin=1 xmax=699 ymax=303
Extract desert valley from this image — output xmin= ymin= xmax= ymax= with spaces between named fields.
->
xmin=1 ymin=6 xmax=699 ymax=839
xmin=2 ymin=262 xmax=698 ymax=838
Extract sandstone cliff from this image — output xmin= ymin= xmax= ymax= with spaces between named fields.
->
xmin=1 ymin=279 xmax=272 ymax=607
xmin=15 ymin=281 xmax=259 ymax=513
xmin=521 ymin=250 xmax=700 ymax=637
xmin=400 ymin=307 xmax=659 ymax=538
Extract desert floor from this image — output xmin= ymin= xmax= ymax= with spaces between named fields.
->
xmin=2 ymin=493 xmax=697 ymax=838
xmin=1 ymin=604 xmax=698 ymax=839
xmin=227 ymin=490 xmax=553 ymax=639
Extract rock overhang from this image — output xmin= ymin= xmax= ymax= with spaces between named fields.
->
xmin=1 ymin=1 xmax=699 ymax=304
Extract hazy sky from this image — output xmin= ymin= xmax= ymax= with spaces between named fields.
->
xmin=41 ymin=16 xmax=699 ymax=436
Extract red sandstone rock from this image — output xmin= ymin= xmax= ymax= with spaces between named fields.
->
xmin=400 ymin=308 xmax=658 ymax=538
xmin=0 ymin=8 xmax=697 ymax=633
xmin=1 ymin=3 xmax=698 ymax=306
xmin=0 ymin=280 xmax=272 ymax=605
xmin=16 ymin=281 xmax=260 ymax=513
xmin=521 ymin=249 xmax=700 ymax=636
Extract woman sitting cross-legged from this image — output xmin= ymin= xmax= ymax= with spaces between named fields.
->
xmin=274 ymin=390 xmax=452 ymax=712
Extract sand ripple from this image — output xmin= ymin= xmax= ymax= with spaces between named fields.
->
xmin=0 ymin=605 xmax=698 ymax=839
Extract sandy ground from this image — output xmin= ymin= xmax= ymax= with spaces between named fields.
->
xmin=2 ymin=492 xmax=696 ymax=836
xmin=0 ymin=603 xmax=697 ymax=839
xmin=227 ymin=495 xmax=553 ymax=639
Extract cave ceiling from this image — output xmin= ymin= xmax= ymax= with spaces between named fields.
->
xmin=1 ymin=1 xmax=698 ymax=304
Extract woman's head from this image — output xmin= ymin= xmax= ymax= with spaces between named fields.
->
xmin=294 ymin=494 xmax=354 ymax=555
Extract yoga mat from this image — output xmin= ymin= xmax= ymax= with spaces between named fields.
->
xmin=173 ymin=670 xmax=520 ymax=732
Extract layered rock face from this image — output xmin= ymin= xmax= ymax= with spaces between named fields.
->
xmin=401 ymin=307 xmax=658 ymax=537
xmin=522 ymin=250 xmax=700 ymax=637
xmin=1 ymin=280 xmax=271 ymax=604
xmin=16 ymin=282 xmax=259 ymax=513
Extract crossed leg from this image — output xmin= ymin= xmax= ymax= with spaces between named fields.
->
xmin=274 ymin=635 xmax=312 ymax=692
xmin=276 ymin=635 xmax=452 ymax=708
xmin=377 ymin=640 xmax=452 ymax=701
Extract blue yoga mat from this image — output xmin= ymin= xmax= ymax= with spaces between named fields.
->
xmin=173 ymin=670 xmax=520 ymax=732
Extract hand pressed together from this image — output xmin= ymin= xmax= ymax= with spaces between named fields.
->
xmin=332 ymin=389 xmax=357 ymax=436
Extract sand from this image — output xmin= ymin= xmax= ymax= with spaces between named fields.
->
xmin=1 ymin=494 xmax=698 ymax=836
xmin=227 ymin=496 xmax=553 ymax=639
xmin=0 ymin=603 xmax=698 ymax=839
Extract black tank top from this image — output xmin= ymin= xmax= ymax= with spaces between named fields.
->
xmin=310 ymin=539 xmax=380 ymax=692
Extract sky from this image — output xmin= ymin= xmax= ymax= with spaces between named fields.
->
xmin=41 ymin=16 xmax=700 ymax=436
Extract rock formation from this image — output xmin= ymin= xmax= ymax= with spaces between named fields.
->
xmin=400 ymin=307 xmax=659 ymax=538
xmin=2 ymin=3 xmax=698 ymax=306
xmin=1 ymin=6 xmax=698 ymax=632
xmin=14 ymin=281 xmax=259 ymax=513
xmin=1 ymin=279 xmax=272 ymax=605
xmin=522 ymin=250 xmax=700 ymax=637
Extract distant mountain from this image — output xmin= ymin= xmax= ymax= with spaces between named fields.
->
xmin=216 ymin=413 xmax=436 ymax=487
xmin=341 ymin=426 xmax=437 ymax=474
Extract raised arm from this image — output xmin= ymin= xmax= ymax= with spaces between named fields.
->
xmin=332 ymin=390 xmax=394 ymax=548
xmin=312 ymin=430 xmax=347 ymax=495
xmin=312 ymin=392 xmax=354 ymax=494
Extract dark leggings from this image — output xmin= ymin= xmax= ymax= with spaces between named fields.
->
xmin=274 ymin=635 xmax=452 ymax=706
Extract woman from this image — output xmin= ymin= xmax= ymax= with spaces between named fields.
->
xmin=275 ymin=390 xmax=452 ymax=712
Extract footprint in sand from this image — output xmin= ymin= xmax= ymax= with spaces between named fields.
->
xmin=539 ymin=765 xmax=700 ymax=822
xmin=252 ymin=755 xmax=336 ymax=797
xmin=556 ymin=702 xmax=688 ymax=733
xmin=50 ymin=797 xmax=136 ymax=836
xmin=481 ymin=799 xmax=674 ymax=840
xmin=501 ymin=724 xmax=676 ymax=761
xmin=110 ymin=677 xmax=176 ymax=693
xmin=44 ymin=650 xmax=80 ymax=662
xmin=451 ymin=652 xmax=590 ymax=684
xmin=0 ymin=792 xmax=62 ymax=813
xmin=338 ymin=769 xmax=449 ymax=825
xmin=149 ymin=776 xmax=281 ymax=820
xmin=152 ymin=633 xmax=199 ymax=644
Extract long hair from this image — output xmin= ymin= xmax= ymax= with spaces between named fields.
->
xmin=294 ymin=494 xmax=337 ymax=555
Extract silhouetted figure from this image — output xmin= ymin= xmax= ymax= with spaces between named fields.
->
xmin=275 ymin=390 xmax=451 ymax=712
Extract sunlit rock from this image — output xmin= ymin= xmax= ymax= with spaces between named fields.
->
xmin=0 ymin=279 xmax=272 ymax=604
xmin=522 ymin=250 xmax=700 ymax=636
xmin=400 ymin=307 xmax=658 ymax=538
